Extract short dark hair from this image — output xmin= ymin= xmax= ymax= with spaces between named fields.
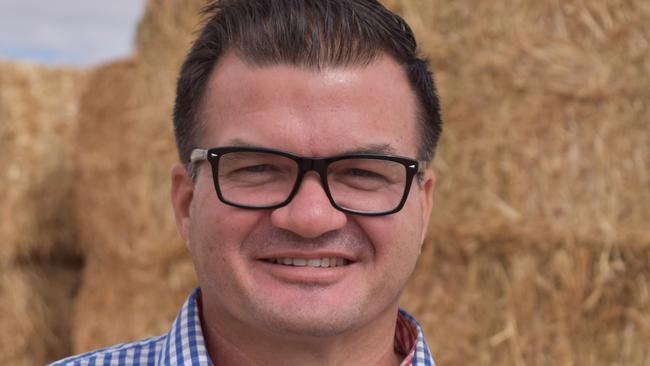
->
xmin=173 ymin=0 xmax=442 ymax=165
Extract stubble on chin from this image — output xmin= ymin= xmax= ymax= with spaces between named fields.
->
xmin=238 ymin=224 xmax=377 ymax=337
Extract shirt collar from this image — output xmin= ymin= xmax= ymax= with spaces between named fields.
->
xmin=157 ymin=288 xmax=212 ymax=365
xmin=158 ymin=288 xmax=434 ymax=366
xmin=396 ymin=308 xmax=436 ymax=366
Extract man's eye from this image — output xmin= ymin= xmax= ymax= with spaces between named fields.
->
xmin=238 ymin=164 xmax=277 ymax=173
xmin=343 ymin=169 xmax=386 ymax=180
xmin=332 ymin=169 xmax=392 ymax=191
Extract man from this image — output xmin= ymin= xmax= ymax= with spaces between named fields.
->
xmin=52 ymin=0 xmax=441 ymax=365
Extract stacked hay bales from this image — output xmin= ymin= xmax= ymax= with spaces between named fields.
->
xmin=392 ymin=0 xmax=650 ymax=364
xmin=1 ymin=0 xmax=647 ymax=365
xmin=0 ymin=62 xmax=86 ymax=365
xmin=70 ymin=0 xmax=650 ymax=363
xmin=70 ymin=0 xmax=205 ymax=353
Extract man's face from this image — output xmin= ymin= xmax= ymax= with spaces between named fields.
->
xmin=171 ymin=52 xmax=435 ymax=339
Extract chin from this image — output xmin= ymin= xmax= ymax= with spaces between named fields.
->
xmin=250 ymin=302 xmax=365 ymax=338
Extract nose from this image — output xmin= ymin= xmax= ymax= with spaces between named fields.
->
xmin=270 ymin=172 xmax=347 ymax=239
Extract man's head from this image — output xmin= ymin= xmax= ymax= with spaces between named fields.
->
xmin=170 ymin=0 xmax=441 ymax=348
xmin=173 ymin=0 xmax=441 ymax=167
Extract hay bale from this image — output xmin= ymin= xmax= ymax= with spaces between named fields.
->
xmin=72 ymin=0 xmax=205 ymax=266
xmin=422 ymin=0 xmax=650 ymax=234
xmin=70 ymin=0 xmax=205 ymax=352
xmin=54 ymin=0 xmax=650 ymax=364
xmin=404 ymin=220 xmax=650 ymax=365
xmin=0 ymin=263 xmax=82 ymax=366
xmin=0 ymin=62 xmax=85 ymax=263
xmin=381 ymin=0 xmax=650 ymax=234
xmin=397 ymin=0 xmax=650 ymax=364
xmin=0 ymin=62 xmax=86 ymax=366
xmin=70 ymin=56 xmax=197 ymax=352
xmin=135 ymin=0 xmax=207 ymax=76
xmin=72 ymin=254 xmax=195 ymax=352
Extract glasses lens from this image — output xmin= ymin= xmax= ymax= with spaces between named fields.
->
xmin=217 ymin=151 xmax=297 ymax=207
xmin=327 ymin=158 xmax=407 ymax=213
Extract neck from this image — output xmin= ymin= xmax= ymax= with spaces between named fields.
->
xmin=199 ymin=297 xmax=402 ymax=366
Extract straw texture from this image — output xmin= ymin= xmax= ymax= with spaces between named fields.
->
xmin=0 ymin=0 xmax=648 ymax=364
xmin=70 ymin=0 xmax=204 ymax=352
xmin=0 ymin=62 xmax=86 ymax=366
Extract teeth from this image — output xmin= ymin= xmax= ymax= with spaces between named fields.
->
xmin=268 ymin=257 xmax=350 ymax=268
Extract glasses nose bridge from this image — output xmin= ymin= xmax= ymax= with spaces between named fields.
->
xmin=297 ymin=156 xmax=329 ymax=180
xmin=295 ymin=156 xmax=330 ymax=190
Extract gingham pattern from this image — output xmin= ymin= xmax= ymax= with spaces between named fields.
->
xmin=50 ymin=288 xmax=435 ymax=366
xmin=397 ymin=309 xmax=436 ymax=366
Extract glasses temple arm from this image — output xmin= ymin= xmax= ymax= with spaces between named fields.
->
xmin=417 ymin=160 xmax=431 ymax=174
xmin=190 ymin=148 xmax=209 ymax=163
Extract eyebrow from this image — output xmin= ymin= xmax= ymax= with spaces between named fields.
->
xmin=220 ymin=138 xmax=399 ymax=156
xmin=221 ymin=138 xmax=259 ymax=148
xmin=340 ymin=144 xmax=398 ymax=155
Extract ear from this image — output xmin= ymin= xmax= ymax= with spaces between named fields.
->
xmin=418 ymin=168 xmax=436 ymax=245
xmin=170 ymin=163 xmax=194 ymax=248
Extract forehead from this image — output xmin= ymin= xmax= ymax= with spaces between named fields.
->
xmin=199 ymin=52 xmax=419 ymax=157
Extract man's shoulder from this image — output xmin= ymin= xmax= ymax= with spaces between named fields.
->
xmin=48 ymin=335 xmax=166 ymax=366
xmin=49 ymin=288 xmax=210 ymax=366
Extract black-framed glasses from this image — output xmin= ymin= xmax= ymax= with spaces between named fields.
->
xmin=190 ymin=146 xmax=426 ymax=216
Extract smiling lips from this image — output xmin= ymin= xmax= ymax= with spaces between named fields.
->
xmin=264 ymin=257 xmax=351 ymax=268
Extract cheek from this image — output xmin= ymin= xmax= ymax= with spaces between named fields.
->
xmin=187 ymin=199 xmax=268 ymax=301
xmin=358 ymin=209 xmax=423 ymax=264
xmin=187 ymin=184 xmax=262 ymax=265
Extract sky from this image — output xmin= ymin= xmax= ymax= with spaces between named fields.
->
xmin=0 ymin=0 xmax=146 ymax=67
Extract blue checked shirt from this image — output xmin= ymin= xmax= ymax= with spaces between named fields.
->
xmin=50 ymin=288 xmax=435 ymax=366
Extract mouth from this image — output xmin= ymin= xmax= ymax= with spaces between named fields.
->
xmin=262 ymin=257 xmax=352 ymax=268
xmin=255 ymin=253 xmax=357 ymax=284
